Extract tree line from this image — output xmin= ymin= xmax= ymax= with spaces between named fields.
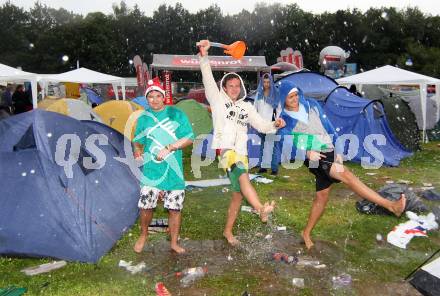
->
xmin=1 ymin=1 xmax=439 ymax=78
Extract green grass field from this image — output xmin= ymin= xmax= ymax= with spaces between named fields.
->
xmin=1 ymin=142 xmax=440 ymax=295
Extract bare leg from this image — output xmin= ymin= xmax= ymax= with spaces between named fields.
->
xmin=238 ymin=173 xmax=275 ymax=222
xmin=223 ymin=192 xmax=243 ymax=246
xmin=168 ymin=210 xmax=185 ymax=254
xmin=330 ymin=164 xmax=406 ymax=216
xmin=134 ymin=209 xmax=153 ymax=253
xmin=302 ymin=187 xmax=331 ymax=250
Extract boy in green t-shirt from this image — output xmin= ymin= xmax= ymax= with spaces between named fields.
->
xmin=132 ymin=80 xmax=194 ymax=254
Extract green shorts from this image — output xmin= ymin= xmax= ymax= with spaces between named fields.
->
xmin=226 ymin=162 xmax=247 ymax=192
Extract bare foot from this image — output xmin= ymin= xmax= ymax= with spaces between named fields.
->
xmin=134 ymin=234 xmax=147 ymax=253
xmin=391 ymin=194 xmax=406 ymax=217
xmin=223 ymin=232 xmax=240 ymax=246
xmin=259 ymin=201 xmax=276 ymax=223
xmin=301 ymin=231 xmax=314 ymax=250
xmin=170 ymin=244 xmax=186 ymax=254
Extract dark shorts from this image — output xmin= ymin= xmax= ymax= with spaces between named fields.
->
xmin=304 ymin=151 xmax=341 ymax=192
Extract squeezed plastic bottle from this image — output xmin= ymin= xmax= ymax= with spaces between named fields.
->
xmin=177 ymin=267 xmax=207 ymax=287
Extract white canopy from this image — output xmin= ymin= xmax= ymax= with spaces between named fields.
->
xmin=39 ymin=67 xmax=126 ymax=101
xmin=0 ymin=63 xmax=38 ymax=108
xmin=337 ymin=65 xmax=440 ymax=141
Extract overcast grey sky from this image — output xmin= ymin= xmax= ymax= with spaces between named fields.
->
xmin=4 ymin=0 xmax=440 ymax=16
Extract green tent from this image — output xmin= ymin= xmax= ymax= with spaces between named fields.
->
xmin=428 ymin=121 xmax=440 ymax=141
xmin=175 ymin=99 xmax=212 ymax=137
xmin=381 ymin=95 xmax=421 ymax=151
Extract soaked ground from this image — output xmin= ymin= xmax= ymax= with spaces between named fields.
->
xmin=131 ymin=227 xmax=421 ymax=295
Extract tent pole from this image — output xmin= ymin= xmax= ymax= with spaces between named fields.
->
xmin=420 ymin=84 xmax=428 ymax=143
xmin=435 ymin=84 xmax=440 ymax=123
xmin=31 ymin=79 xmax=38 ymax=109
xmin=121 ymin=82 xmax=126 ymax=100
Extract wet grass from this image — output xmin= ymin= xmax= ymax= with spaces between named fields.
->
xmin=1 ymin=142 xmax=440 ymax=295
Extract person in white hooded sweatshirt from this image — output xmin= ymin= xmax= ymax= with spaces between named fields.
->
xmin=198 ymin=40 xmax=286 ymax=246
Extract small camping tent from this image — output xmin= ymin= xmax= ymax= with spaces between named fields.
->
xmin=323 ymin=86 xmax=412 ymax=166
xmin=175 ymin=99 xmax=212 ymax=137
xmin=132 ymin=96 xmax=149 ymax=109
xmin=43 ymin=98 xmax=102 ymax=122
xmin=337 ymin=65 xmax=440 ymax=142
xmin=0 ymin=110 xmax=139 ymax=262
xmin=93 ymin=100 xmax=143 ymax=136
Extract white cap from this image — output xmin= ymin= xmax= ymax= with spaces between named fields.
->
xmin=288 ymin=87 xmax=299 ymax=95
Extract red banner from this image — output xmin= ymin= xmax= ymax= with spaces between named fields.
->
xmin=162 ymin=71 xmax=173 ymax=105
xmin=108 ymin=86 xmax=136 ymax=99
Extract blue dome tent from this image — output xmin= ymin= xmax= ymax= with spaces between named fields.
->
xmin=0 ymin=110 xmax=139 ymax=262
xmin=322 ymin=86 xmax=412 ymax=166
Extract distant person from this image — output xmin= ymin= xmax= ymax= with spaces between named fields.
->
xmin=1 ymin=84 xmax=13 ymax=111
xmin=254 ymin=73 xmax=281 ymax=175
xmin=349 ymin=84 xmax=362 ymax=97
xmin=12 ymin=85 xmax=32 ymax=114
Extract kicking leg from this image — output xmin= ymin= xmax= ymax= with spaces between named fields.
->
xmin=223 ymin=192 xmax=243 ymax=246
xmin=330 ymin=164 xmax=406 ymax=216
xmin=238 ymin=173 xmax=275 ymax=222
xmin=134 ymin=209 xmax=153 ymax=253
xmin=302 ymin=187 xmax=331 ymax=250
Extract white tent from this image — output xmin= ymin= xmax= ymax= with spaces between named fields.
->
xmin=337 ymin=65 xmax=440 ymax=142
xmin=39 ymin=67 xmax=126 ymax=101
xmin=0 ymin=63 xmax=38 ymax=108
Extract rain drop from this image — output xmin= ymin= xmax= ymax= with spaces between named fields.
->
xmin=47 ymin=133 xmax=52 ymax=138
xmin=21 ymin=172 xmax=27 ymax=177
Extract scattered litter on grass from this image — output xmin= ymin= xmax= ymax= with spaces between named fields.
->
xmin=376 ymin=233 xmax=383 ymax=242
xmin=21 ymin=260 xmax=67 ymax=276
xmin=254 ymin=176 xmax=273 ymax=184
xmin=397 ymin=179 xmax=412 ymax=184
xmin=241 ymin=205 xmax=258 ymax=214
xmin=332 ymin=273 xmax=352 ymax=289
xmin=387 ymin=211 xmax=438 ymax=249
xmin=292 ymin=278 xmax=305 ymax=288
xmin=177 ymin=267 xmax=207 ymax=287
xmin=118 ymin=260 xmax=147 ymax=274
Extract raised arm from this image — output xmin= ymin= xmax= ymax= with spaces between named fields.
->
xmin=198 ymin=40 xmax=221 ymax=106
